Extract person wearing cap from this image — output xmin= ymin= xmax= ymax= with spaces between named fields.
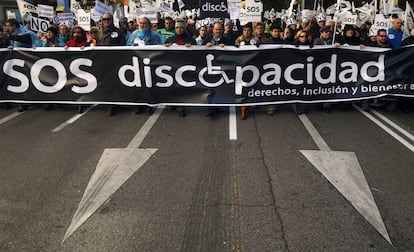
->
xmin=313 ymin=25 xmax=334 ymax=46
xmin=285 ymin=18 xmax=298 ymax=32
xmin=165 ymin=19 xmax=196 ymax=117
xmin=223 ymin=20 xmax=239 ymax=45
xmin=312 ymin=12 xmax=327 ymax=40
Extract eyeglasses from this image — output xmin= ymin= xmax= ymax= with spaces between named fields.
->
xmin=102 ymin=18 xmax=112 ymax=21
xmin=299 ymin=35 xmax=306 ymax=38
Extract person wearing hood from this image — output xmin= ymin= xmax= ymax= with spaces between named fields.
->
xmin=127 ymin=16 xmax=164 ymax=46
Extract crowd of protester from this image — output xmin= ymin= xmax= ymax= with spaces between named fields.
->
xmin=1 ymin=11 xmax=413 ymax=119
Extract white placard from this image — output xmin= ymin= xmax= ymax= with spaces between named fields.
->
xmin=16 ymin=0 xmax=37 ymax=17
xmin=242 ymin=0 xmax=263 ymax=23
xmin=6 ymin=10 xmax=17 ymax=19
xmin=95 ymin=0 xmax=112 ymax=17
xmin=30 ymin=16 xmax=49 ymax=32
xmin=77 ymin=9 xmax=91 ymax=31
xmin=37 ymin=4 xmax=54 ymax=19
xmin=229 ymin=6 xmax=240 ymax=20
xmin=341 ymin=11 xmax=357 ymax=25
xmin=372 ymin=14 xmax=390 ymax=34
xmin=57 ymin=12 xmax=75 ymax=26
xmin=136 ymin=7 xmax=157 ymax=24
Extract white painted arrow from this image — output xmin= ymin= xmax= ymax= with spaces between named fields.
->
xmin=62 ymin=106 xmax=164 ymax=243
xmin=298 ymin=113 xmax=392 ymax=245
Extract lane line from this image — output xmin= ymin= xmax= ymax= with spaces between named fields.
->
xmin=52 ymin=104 xmax=98 ymax=132
xmin=353 ymin=104 xmax=414 ymax=153
xmin=127 ymin=105 xmax=165 ymax=148
xmin=229 ymin=106 xmax=237 ymax=140
xmin=297 ymin=112 xmax=331 ymax=151
xmin=0 ymin=111 xmax=24 ymax=125
xmin=370 ymin=109 xmax=414 ymax=142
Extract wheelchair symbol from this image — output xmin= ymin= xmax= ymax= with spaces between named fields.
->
xmin=198 ymin=54 xmax=234 ymax=87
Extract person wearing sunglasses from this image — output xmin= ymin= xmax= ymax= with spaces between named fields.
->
xmin=372 ymin=29 xmax=392 ymax=48
xmin=95 ymin=13 xmax=126 ymax=116
xmin=96 ymin=13 xmax=125 ymax=47
xmin=294 ymin=30 xmax=311 ymax=47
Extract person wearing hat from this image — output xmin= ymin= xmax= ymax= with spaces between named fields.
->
xmin=285 ymin=18 xmax=298 ymax=31
xmin=313 ymin=25 xmax=336 ymax=113
xmin=41 ymin=26 xmax=59 ymax=47
xmin=312 ymin=12 xmax=327 ymax=40
xmin=313 ymin=25 xmax=334 ymax=46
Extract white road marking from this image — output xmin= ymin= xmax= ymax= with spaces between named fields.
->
xmin=298 ymin=111 xmax=392 ymax=245
xmin=370 ymin=109 xmax=414 ymax=142
xmin=127 ymin=105 xmax=165 ymax=148
xmin=353 ymin=104 xmax=414 ymax=153
xmin=63 ymin=106 xmax=165 ymax=242
xmin=229 ymin=106 xmax=237 ymax=140
xmin=52 ymin=104 xmax=98 ymax=132
xmin=297 ymin=113 xmax=331 ymax=151
xmin=0 ymin=111 xmax=23 ymax=125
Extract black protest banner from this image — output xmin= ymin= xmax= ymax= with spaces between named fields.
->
xmin=0 ymin=45 xmax=413 ymax=106
xmin=199 ymin=0 xmax=230 ymax=19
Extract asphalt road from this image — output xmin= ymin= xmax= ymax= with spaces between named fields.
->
xmin=0 ymin=103 xmax=413 ymax=251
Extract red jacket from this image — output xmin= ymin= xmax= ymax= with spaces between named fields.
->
xmin=66 ymin=37 xmax=89 ymax=47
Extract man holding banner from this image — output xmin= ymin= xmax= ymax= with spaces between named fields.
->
xmin=96 ymin=13 xmax=126 ymax=116
xmin=2 ymin=18 xmax=40 ymax=49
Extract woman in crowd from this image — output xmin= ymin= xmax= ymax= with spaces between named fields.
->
xmin=235 ymin=23 xmax=260 ymax=120
xmin=65 ymin=26 xmax=89 ymax=113
xmin=58 ymin=23 xmax=70 ymax=47
xmin=294 ymin=29 xmax=311 ymax=47
xmin=41 ymin=26 xmax=59 ymax=47
xmin=283 ymin=27 xmax=295 ymax=44
xmin=65 ymin=25 xmax=89 ymax=48
xmin=338 ymin=24 xmax=362 ymax=46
